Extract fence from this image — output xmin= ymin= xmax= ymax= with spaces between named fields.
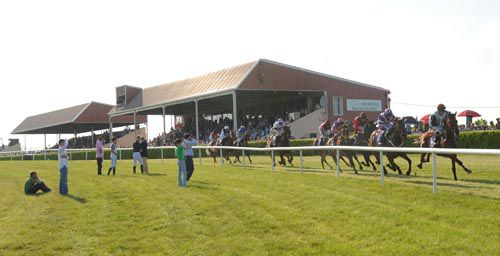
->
xmin=1 ymin=145 xmax=499 ymax=194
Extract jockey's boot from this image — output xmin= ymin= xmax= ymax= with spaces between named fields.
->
xmin=377 ymin=131 xmax=385 ymax=146
xmin=431 ymin=133 xmax=440 ymax=148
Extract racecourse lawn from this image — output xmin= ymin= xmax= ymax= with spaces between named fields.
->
xmin=0 ymin=154 xmax=499 ymax=256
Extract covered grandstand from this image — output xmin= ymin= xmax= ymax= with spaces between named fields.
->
xmin=109 ymin=59 xmax=390 ymax=139
xmin=12 ymin=102 xmax=147 ymax=148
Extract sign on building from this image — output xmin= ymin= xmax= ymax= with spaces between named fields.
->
xmin=346 ymin=99 xmax=382 ymax=111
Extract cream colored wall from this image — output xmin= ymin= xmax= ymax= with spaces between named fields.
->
xmin=289 ymin=108 xmax=327 ymax=139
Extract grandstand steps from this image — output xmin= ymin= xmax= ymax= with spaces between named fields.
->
xmin=289 ymin=108 xmax=327 ymax=139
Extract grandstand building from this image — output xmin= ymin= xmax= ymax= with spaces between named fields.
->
xmin=109 ymin=59 xmax=390 ymax=139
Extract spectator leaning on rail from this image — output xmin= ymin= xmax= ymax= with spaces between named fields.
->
xmin=183 ymin=133 xmax=198 ymax=182
xmin=57 ymin=139 xmax=69 ymax=195
xmin=132 ymin=136 xmax=144 ymax=174
xmin=24 ymin=171 xmax=51 ymax=195
xmin=95 ymin=136 xmax=104 ymax=175
xmin=376 ymin=108 xmax=395 ymax=145
xmin=107 ymin=137 xmax=117 ymax=175
xmin=430 ymin=104 xmax=449 ymax=147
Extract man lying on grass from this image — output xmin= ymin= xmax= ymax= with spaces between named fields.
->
xmin=24 ymin=172 xmax=51 ymax=195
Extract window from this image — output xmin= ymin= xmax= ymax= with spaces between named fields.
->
xmin=333 ymin=96 xmax=343 ymax=116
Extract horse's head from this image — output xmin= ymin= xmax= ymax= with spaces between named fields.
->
xmin=445 ymin=112 xmax=459 ymax=138
xmin=387 ymin=118 xmax=406 ymax=147
xmin=283 ymin=125 xmax=291 ymax=137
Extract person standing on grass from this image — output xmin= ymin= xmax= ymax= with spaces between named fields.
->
xmin=132 ymin=136 xmax=144 ymax=174
xmin=183 ymin=133 xmax=198 ymax=182
xmin=140 ymin=136 xmax=149 ymax=174
xmin=95 ymin=136 xmax=104 ymax=175
xmin=175 ymin=139 xmax=187 ymax=187
xmin=57 ymin=139 xmax=69 ymax=195
xmin=24 ymin=172 xmax=51 ymax=195
xmin=107 ymin=137 xmax=117 ymax=175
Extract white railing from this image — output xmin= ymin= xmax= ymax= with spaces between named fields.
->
xmin=2 ymin=145 xmax=499 ymax=194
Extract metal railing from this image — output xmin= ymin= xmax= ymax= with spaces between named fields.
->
xmin=2 ymin=145 xmax=499 ymax=194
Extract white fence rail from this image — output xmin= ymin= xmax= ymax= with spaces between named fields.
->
xmin=2 ymin=145 xmax=499 ymax=194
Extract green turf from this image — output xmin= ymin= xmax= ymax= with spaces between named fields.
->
xmin=0 ymin=154 xmax=499 ymax=255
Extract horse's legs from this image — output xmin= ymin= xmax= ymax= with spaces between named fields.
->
xmin=364 ymin=152 xmax=377 ymax=171
xmin=352 ymin=153 xmax=364 ymax=171
xmin=287 ymin=153 xmax=293 ymax=166
xmin=417 ymin=153 xmax=426 ymax=169
xmin=399 ymin=153 xmax=413 ymax=176
xmin=451 ymin=157 xmax=458 ymax=181
xmin=340 ymin=155 xmax=351 ymax=167
xmin=387 ymin=154 xmax=402 ymax=175
xmin=279 ymin=153 xmax=286 ymax=166
xmin=320 ymin=152 xmax=326 ymax=169
xmin=347 ymin=154 xmax=358 ymax=175
xmin=323 ymin=152 xmax=333 ymax=170
xmin=453 ymin=155 xmax=472 ymax=175
xmin=247 ymin=153 xmax=253 ymax=164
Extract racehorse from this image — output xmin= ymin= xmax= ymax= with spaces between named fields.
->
xmin=331 ymin=124 xmax=360 ymax=174
xmin=232 ymin=132 xmax=253 ymax=164
xmin=353 ymin=122 xmax=377 ymax=171
xmin=206 ymin=136 xmax=219 ymax=164
xmin=417 ymin=112 xmax=472 ymax=181
xmin=369 ymin=118 xmax=412 ymax=175
xmin=216 ymin=130 xmax=235 ymax=164
xmin=266 ymin=125 xmax=293 ymax=167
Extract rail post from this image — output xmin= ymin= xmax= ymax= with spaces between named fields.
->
xmin=161 ymin=148 xmax=164 ymax=164
xmin=432 ymin=152 xmax=437 ymax=194
xmin=70 ymin=151 xmax=72 ymax=161
xmin=119 ymin=149 xmax=122 ymax=161
xmin=336 ymin=149 xmax=340 ymax=177
xmin=379 ymin=151 xmax=384 ymax=185
xmin=85 ymin=151 xmax=88 ymax=161
xmin=199 ymin=149 xmax=202 ymax=165
xmin=220 ymin=148 xmax=224 ymax=168
xmin=242 ymin=149 xmax=246 ymax=170
xmin=299 ymin=150 xmax=303 ymax=174
xmin=271 ymin=150 xmax=275 ymax=172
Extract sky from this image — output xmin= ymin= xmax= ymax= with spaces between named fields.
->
xmin=0 ymin=0 xmax=499 ymax=149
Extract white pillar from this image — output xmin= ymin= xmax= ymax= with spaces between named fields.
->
xmin=91 ymin=127 xmax=94 ymax=147
xmin=195 ymin=99 xmax=199 ymax=140
xmin=232 ymin=91 xmax=237 ymax=130
xmin=74 ymin=130 xmax=77 ymax=148
xmin=44 ymin=134 xmax=46 ymax=149
xmin=109 ymin=116 xmax=113 ymax=142
xmin=133 ymin=111 xmax=137 ymax=139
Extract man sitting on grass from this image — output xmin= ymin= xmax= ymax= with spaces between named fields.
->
xmin=24 ymin=172 xmax=51 ymax=195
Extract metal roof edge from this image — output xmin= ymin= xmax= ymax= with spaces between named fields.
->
xmin=11 ymin=120 xmax=76 ymax=134
xmin=234 ymin=60 xmax=260 ymax=90
xmin=71 ymin=102 xmax=93 ymax=122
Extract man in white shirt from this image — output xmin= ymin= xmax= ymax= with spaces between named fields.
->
xmin=183 ymin=133 xmax=198 ymax=182
xmin=57 ymin=139 xmax=69 ymax=195
xmin=107 ymin=137 xmax=117 ymax=175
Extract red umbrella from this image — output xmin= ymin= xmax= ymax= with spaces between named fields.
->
xmin=420 ymin=114 xmax=432 ymax=125
xmin=458 ymin=110 xmax=481 ymax=117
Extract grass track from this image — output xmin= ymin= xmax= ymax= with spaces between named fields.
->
xmin=0 ymin=154 xmax=499 ymax=255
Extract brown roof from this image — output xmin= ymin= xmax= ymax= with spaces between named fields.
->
xmin=12 ymin=102 xmax=146 ymax=134
xmin=110 ymin=59 xmax=388 ymax=115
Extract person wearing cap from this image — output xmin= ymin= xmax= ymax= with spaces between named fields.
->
xmin=270 ymin=118 xmax=285 ymax=146
xmin=183 ymin=133 xmax=198 ymax=181
xmin=376 ymin=108 xmax=395 ymax=145
xmin=132 ymin=136 xmax=144 ymax=174
xmin=140 ymin=136 xmax=149 ymax=174
xmin=430 ymin=104 xmax=449 ymax=147
xmin=218 ymin=126 xmax=231 ymax=145
xmin=236 ymin=125 xmax=247 ymax=146
xmin=317 ymin=119 xmax=332 ymax=145
xmin=353 ymin=112 xmax=369 ymax=145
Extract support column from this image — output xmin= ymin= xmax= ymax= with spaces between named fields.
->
xmin=162 ymin=107 xmax=166 ymax=145
xmin=133 ymin=111 xmax=137 ymax=138
xmin=195 ymin=99 xmax=199 ymax=140
xmin=109 ymin=116 xmax=113 ymax=142
xmin=91 ymin=127 xmax=94 ymax=147
xmin=44 ymin=134 xmax=47 ymax=149
xmin=74 ymin=130 xmax=77 ymax=148
xmin=232 ymin=91 xmax=237 ymax=130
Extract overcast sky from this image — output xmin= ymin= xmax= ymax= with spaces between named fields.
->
xmin=1 ymin=0 xmax=499 ymax=149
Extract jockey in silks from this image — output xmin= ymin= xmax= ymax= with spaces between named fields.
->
xmin=236 ymin=125 xmax=247 ymax=146
xmin=430 ymin=104 xmax=448 ymax=147
xmin=208 ymin=131 xmax=218 ymax=145
xmin=330 ymin=117 xmax=344 ymax=145
xmin=353 ymin=112 xmax=368 ymax=145
xmin=271 ymin=118 xmax=285 ymax=146
xmin=376 ymin=108 xmax=395 ymax=145
xmin=317 ymin=119 xmax=332 ymax=145
xmin=218 ymin=125 xmax=231 ymax=144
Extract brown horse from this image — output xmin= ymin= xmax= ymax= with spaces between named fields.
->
xmin=369 ymin=118 xmax=412 ymax=175
xmin=206 ymin=138 xmax=219 ymax=164
xmin=266 ymin=125 xmax=293 ymax=167
xmin=353 ymin=122 xmax=377 ymax=171
xmin=417 ymin=112 xmax=472 ymax=181
xmin=332 ymin=124 xmax=361 ymax=174
xmin=314 ymin=135 xmax=350 ymax=170
xmin=233 ymin=133 xmax=253 ymax=164
xmin=216 ymin=130 xmax=235 ymax=164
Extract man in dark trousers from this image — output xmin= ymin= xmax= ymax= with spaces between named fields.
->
xmin=132 ymin=136 xmax=144 ymax=174
xmin=183 ymin=133 xmax=198 ymax=181
xmin=140 ymin=136 xmax=149 ymax=174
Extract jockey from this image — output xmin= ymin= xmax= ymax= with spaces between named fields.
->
xmin=218 ymin=125 xmax=231 ymax=144
xmin=331 ymin=117 xmax=344 ymax=136
xmin=430 ymin=104 xmax=448 ymax=147
xmin=318 ymin=119 xmax=332 ymax=145
xmin=353 ymin=112 xmax=368 ymax=144
xmin=208 ymin=131 xmax=218 ymax=144
xmin=237 ymin=125 xmax=247 ymax=142
xmin=271 ymin=118 xmax=285 ymax=146
xmin=376 ymin=108 xmax=395 ymax=145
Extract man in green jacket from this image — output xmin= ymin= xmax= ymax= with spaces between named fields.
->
xmin=24 ymin=172 xmax=51 ymax=195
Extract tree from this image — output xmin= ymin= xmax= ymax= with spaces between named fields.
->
xmin=474 ymin=118 xmax=488 ymax=129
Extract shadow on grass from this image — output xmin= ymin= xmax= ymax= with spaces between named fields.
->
xmin=64 ymin=194 xmax=87 ymax=203
xmin=147 ymin=173 xmax=167 ymax=176
xmin=187 ymin=181 xmax=219 ymax=190
xmin=462 ymin=179 xmax=500 ymax=185
xmin=403 ymin=180 xmax=485 ymax=190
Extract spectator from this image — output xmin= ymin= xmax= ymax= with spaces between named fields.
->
xmin=132 ymin=136 xmax=144 ymax=174
xmin=140 ymin=136 xmax=149 ymax=174
xmin=175 ymin=138 xmax=187 ymax=187
xmin=496 ymin=118 xmax=500 ymax=130
xmin=95 ymin=136 xmax=104 ymax=175
xmin=107 ymin=137 xmax=117 ymax=176
xmin=24 ymin=172 xmax=51 ymax=195
xmin=57 ymin=139 xmax=69 ymax=195
xmin=183 ymin=133 xmax=198 ymax=182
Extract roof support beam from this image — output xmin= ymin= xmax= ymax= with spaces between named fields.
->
xmin=232 ymin=91 xmax=237 ymax=130
xmin=195 ymin=99 xmax=199 ymax=140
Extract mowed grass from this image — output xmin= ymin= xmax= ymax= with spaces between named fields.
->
xmin=0 ymin=154 xmax=499 ymax=255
